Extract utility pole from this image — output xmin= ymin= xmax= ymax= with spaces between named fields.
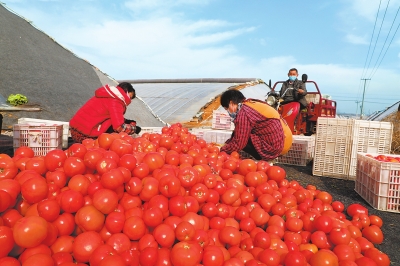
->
xmin=360 ymin=78 xmax=371 ymax=119
xmin=355 ymin=101 xmax=360 ymax=117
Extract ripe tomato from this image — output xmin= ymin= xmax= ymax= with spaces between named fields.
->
xmin=362 ymin=225 xmax=383 ymax=244
xmin=63 ymin=157 xmax=86 ymax=177
xmin=0 ymin=157 xmax=18 ymax=180
xmin=170 ymin=241 xmax=203 ymax=266
xmin=142 ymin=152 xmax=165 ymax=173
xmin=153 ymin=223 xmax=175 ymax=248
xmin=238 ymin=159 xmax=257 ymax=176
xmin=364 ymin=247 xmax=390 ymax=266
xmin=0 ymin=226 xmax=14 ymax=258
xmin=13 ymin=216 xmax=48 ymax=248
xmin=346 ymin=203 xmax=368 ymax=218
xmin=92 ymin=188 xmax=119 ymax=214
xmin=75 ymin=205 xmax=105 ymax=232
xmin=72 ymin=231 xmax=103 ymax=263
xmin=266 ymin=165 xmax=286 ymax=182
xmin=309 ymin=249 xmax=338 ymax=266
xmin=368 ymin=215 xmax=383 ymax=228
xmin=44 ymin=149 xmax=67 ymax=171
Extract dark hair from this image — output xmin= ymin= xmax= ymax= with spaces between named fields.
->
xmin=220 ymin=89 xmax=245 ymax=108
xmin=289 ymin=68 xmax=298 ymax=73
xmin=117 ymin=82 xmax=135 ymax=99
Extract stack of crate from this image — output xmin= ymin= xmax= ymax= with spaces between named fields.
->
xmin=276 ymin=135 xmax=315 ymax=166
xmin=212 ymin=110 xmax=234 ymax=130
xmin=355 ymin=153 xmax=400 ymax=213
xmin=312 ymin=118 xmax=393 ymax=180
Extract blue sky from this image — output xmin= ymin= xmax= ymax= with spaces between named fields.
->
xmin=3 ymin=0 xmax=400 ymax=114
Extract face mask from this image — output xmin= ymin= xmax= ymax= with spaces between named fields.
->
xmin=289 ymin=75 xmax=297 ymax=81
xmin=227 ymin=103 xmax=242 ymax=120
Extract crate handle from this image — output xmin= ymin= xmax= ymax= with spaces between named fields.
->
xmin=29 ymin=132 xmax=43 ymax=144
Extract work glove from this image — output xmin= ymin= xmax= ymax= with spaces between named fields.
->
xmin=119 ymin=123 xmax=135 ymax=135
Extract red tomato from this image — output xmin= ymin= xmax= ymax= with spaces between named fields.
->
xmin=75 ymin=205 xmax=105 ymax=232
xmin=170 ymin=241 xmax=203 ymax=266
xmin=364 ymin=247 xmax=390 ymax=266
xmin=309 ymin=249 xmax=339 ymax=266
xmin=153 ymin=223 xmax=175 ymax=248
xmin=266 ymin=165 xmax=286 ymax=182
xmin=0 ymin=157 xmax=18 ymax=180
xmin=368 ymin=215 xmax=383 ymax=228
xmin=59 ymin=189 xmax=84 ymax=213
xmin=63 ymin=157 xmax=86 ymax=177
xmin=332 ymin=200 xmax=345 ymax=212
xmin=13 ymin=216 xmax=48 ymax=248
xmin=177 ymin=167 xmax=199 ymax=188
xmin=346 ymin=203 xmax=368 ymax=218
xmin=284 ymin=250 xmax=307 ymax=266
xmin=238 ymin=159 xmax=257 ymax=176
xmin=314 ymin=215 xmax=333 ymax=233
xmin=142 ymin=152 xmax=165 ymax=173
xmin=44 ymin=149 xmax=67 ymax=171
xmin=72 ymin=231 xmax=103 ymax=263
xmin=329 ymin=227 xmax=351 ymax=246
xmin=362 ymin=225 xmax=383 ymax=244
xmin=123 ymin=216 xmax=146 ymax=240
xmin=0 ymin=226 xmax=14 ymax=258
xmin=92 ymin=188 xmax=119 ymax=214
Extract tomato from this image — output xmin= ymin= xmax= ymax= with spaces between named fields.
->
xmin=44 ymin=149 xmax=67 ymax=171
xmin=266 ymin=165 xmax=286 ymax=182
xmin=0 ymin=157 xmax=18 ymax=180
xmin=72 ymin=231 xmax=103 ymax=263
xmin=238 ymin=159 xmax=257 ymax=176
xmin=314 ymin=215 xmax=333 ymax=233
xmin=0 ymin=226 xmax=14 ymax=258
xmin=203 ymin=245 xmax=224 ymax=266
xmin=92 ymin=188 xmax=119 ymax=214
xmin=284 ymin=250 xmax=307 ymax=266
xmin=140 ymin=177 xmax=160 ymax=201
xmin=63 ymin=157 xmax=86 ymax=177
xmin=100 ymin=168 xmax=124 ymax=190
xmin=37 ymin=198 xmax=60 ymax=222
xmin=355 ymin=256 xmax=379 ymax=266
xmin=155 ymin=174 xmax=179 ymax=199
xmin=177 ymin=167 xmax=199 ymax=188
xmin=368 ymin=215 xmax=383 ymax=228
xmin=153 ymin=223 xmax=175 ymax=248
xmin=364 ymin=247 xmax=390 ymax=266
xmin=59 ymin=189 xmax=85 ymax=213
xmin=13 ymin=216 xmax=48 ymax=248
xmin=362 ymin=225 xmax=383 ymax=244
xmin=25 ymin=157 xmax=47 ymax=175
xmin=329 ymin=227 xmax=351 ymax=245
xmin=219 ymin=226 xmax=241 ymax=246
xmin=123 ymin=216 xmax=146 ymax=240
xmin=310 ymin=249 xmax=339 ymax=266
xmin=346 ymin=203 xmax=368 ymax=218
xmin=170 ymin=241 xmax=203 ymax=266
xmin=75 ymin=205 xmax=105 ymax=232
xmin=332 ymin=201 xmax=345 ymax=212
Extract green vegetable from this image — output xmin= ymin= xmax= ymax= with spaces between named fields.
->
xmin=7 ymin=94 xmax=28 ymax=106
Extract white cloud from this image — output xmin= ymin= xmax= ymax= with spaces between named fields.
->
xmin=345 ymin=34 xmax=368 ymax=44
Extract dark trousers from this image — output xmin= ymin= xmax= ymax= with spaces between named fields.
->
xmin=242 ymin=138 xmax=262 ymax=160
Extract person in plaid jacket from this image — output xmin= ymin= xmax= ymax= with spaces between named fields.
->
xmin=220 ymin=89 xmax=285 ymax=161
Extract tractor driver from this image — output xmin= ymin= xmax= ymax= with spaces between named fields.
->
xmin=279 ymin=68 xmax=308 ymax=110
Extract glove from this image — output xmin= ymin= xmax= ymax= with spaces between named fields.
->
xmin=117 ymin=123 xmax=135 ymax=135
xmin=135 ymin=126 xmax=141 ymax=134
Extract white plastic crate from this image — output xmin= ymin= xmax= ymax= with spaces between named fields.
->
xmin=190 ymin=128 xmax=213 ymax=140
xmin=203 ymin=129 xmax=232 ymax=145
xmin=313 ymin=118 xmax=355 ymax=180
xmin=277 ymin=135 xmax=315 ymax=166
xmin=137 ymin=127 xmax=163 ymax=136
xmin=13 ymin=124 xmax=63 ymax=156
xmin=355 ymin=153 xmax=400 ymax=213
xmin=18 ymin=118 xmax=69 ymax=148
xmin=349 ymin=121 xmax=392 ymax=177
xmin=212 ymin=110 xmax=234 ymax=130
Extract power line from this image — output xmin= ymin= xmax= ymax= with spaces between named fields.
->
xmin=364 ymin=0 xmax=390 ymax=78
xmin=368 ymin=1 xmax=400 ymax=79
xmin=360 ymin=0 xmax=382 ymax=80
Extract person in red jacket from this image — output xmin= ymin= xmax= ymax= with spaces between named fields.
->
xmin=69 ymin=82 xmax=141 ymax=143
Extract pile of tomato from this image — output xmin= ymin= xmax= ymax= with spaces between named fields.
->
xmin=0 ymin=123 xmax=391 ymax=266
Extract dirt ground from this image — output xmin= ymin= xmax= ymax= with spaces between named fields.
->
xmin=279 ymin=162 xmax=400 ymax=265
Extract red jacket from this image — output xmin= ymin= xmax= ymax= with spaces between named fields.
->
xmin=69 ymin=84 xmax=132 ymax=138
